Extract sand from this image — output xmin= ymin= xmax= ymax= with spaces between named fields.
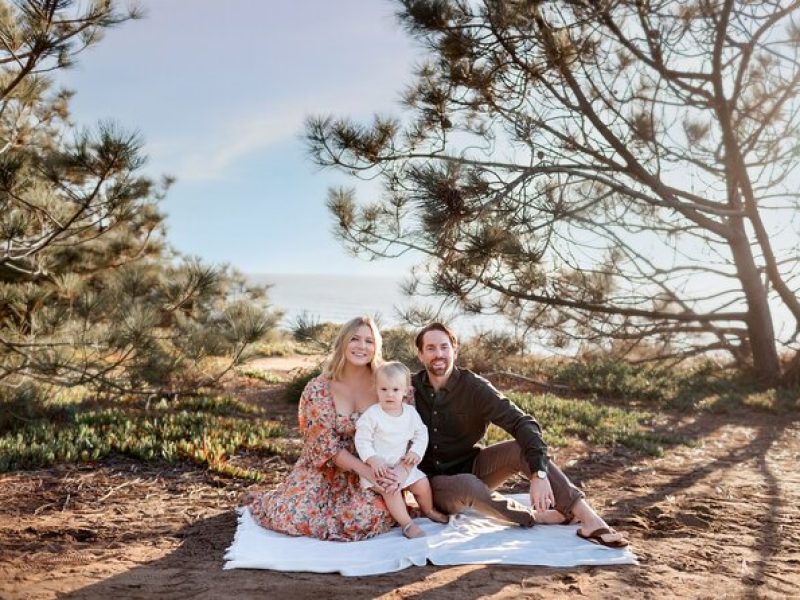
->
xmin=2 ymin=357 xmax=798 ymax=599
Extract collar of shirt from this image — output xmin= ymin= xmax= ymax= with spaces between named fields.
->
xmin=419 ymin=366 xmax=462 ymax=394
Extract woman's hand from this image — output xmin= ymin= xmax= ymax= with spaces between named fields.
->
xmin=377 ymin=463 xmax=409 ymax=494
xmin=403 ymin=387 xmax=415 ymax=406
xmin=367 ymin=457 xmax=389 ymax=481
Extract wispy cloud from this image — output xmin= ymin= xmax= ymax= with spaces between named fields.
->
xmin=147 ymin=82 xmax=406 ymax=183
xmin=146 ymin=105 xmax=305 ymax=182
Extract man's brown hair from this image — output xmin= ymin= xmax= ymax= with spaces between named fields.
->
xmin=414 ymin=322 xmax=458 ymax=351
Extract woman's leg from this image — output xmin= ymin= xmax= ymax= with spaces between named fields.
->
xmin=407 ymin=478 xmax=448 ymax=523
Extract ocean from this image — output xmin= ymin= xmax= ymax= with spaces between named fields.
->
xmin=248 ymin=273 xmax=510 ymax=335
xmin=250 ymin=273 xmax=407 ymax=327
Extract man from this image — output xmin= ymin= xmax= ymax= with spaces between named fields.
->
xmin=411 ymin=322 xmax=628 ymax=548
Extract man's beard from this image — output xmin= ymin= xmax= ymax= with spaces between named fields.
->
xmin=427 ymin=359 xmax=450 ymax=376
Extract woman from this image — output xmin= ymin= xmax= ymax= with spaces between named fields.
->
xmin=246 ymin=316 xmax=403 ymax=541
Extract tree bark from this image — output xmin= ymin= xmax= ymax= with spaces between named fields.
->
xmin=728 ymin=224 xmax=781 ymax=382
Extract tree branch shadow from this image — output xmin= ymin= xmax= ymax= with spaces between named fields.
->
xmin=544 ymin=409 xmax=797 ymax=597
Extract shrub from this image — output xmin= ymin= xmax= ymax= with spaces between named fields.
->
xmin=381 ymin=327 xmax=420 ymax=368
xmin=290 ymin=314 xmax=340 ymax=352
xmin=458 ymin=329 xmax=526 ymax=373
xmin=283 ymin=368 xmax=322 ymax=404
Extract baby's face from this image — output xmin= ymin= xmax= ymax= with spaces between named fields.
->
xmin=376 ymin=373 xmax=408 ymax=412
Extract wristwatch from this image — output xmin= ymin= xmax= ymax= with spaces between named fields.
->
xmin=536 ymin=470 xmax=547 ymax=480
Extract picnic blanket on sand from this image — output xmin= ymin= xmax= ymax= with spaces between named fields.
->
xmin=224 ymin=494 xmax=638 ymax=576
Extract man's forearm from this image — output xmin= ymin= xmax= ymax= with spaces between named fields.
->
xmin=487 ymin=394 xmax=550 ymax=472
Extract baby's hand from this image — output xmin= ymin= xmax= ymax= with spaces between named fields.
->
xmin=367 ymin=457 xmax=389 ymax=479
xmin=402 ymin=452 xmax=421 ymax=467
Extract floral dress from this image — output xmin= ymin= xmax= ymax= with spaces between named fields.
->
xmin=247 ymin=375 xmax=395 ymax=541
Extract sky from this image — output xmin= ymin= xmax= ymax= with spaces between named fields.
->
xmin=50 ymin=1 xmax=798 ymax=341
xmin=55 ymin=0 xmax=422 ymax=276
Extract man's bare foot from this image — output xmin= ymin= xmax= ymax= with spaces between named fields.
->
xmin=401 ymin=521 xmax=426 ymax=538
xmin=533 ymin=509 xmax=568 ymax=525
xmin=578 ymin=513 xmax=627 ymax=545
xmin=425 ymin=509 xmax=449 ymax=524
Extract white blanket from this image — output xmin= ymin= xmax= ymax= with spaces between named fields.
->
xmin=224 ymin=494 xmax=638 ymax=576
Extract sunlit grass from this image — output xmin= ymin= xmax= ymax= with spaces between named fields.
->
xmin=497 ymin=358 xmax=800 ymax=413
xmin=482 ymin=392 xmax=686 ymax=457
xmin=1 ymin=393 xmax=285 ymax=480
xmin=235 ymin=366 xmax=287 ymax=384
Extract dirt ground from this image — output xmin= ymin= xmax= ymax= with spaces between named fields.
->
xmin=1 ymin=357 xmax=799 ymax=599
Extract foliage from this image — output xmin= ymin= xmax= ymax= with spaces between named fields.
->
xmin=456 ymin=329 xmax=525 ymax=373
xmin=283 ymin=367 xmax=322 ymax=404
xmin=306 ymin=0 xmax=800 ymax=384
xmin=512 ymin=357 xmax=799 ymax=413
xmin=0 ymin=1 xmax=279 ymax=397
xmin=251 ymin=339 xmax=300 ymax=357
xmin=235 ymin=366 xmax=287 ymax=384
xmin=0 ymin=392 xmax=285 ymax=479
xmin=380 ymin=326 xmax=420 ymax=368
xmin=546 ymin=359 xmax=718 ymax=406
xmin=484 ymin=392 xmax=686 ymax=457
xmin=290 ymin=313 xmax=340 ymax=352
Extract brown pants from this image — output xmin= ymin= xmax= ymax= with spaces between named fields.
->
xmin=430 ymin=441 xmax=585 ymax=526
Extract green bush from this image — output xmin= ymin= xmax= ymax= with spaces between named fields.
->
xmin=235 ymin=366 xmax=287 ymax=384
xmin=548 ymin=359 xmax=680 ymax=403
xmin=381 ymin=327 xmax=420 ymax=368
xmin=541 ymin=358 xmax=797 ymax=412
xmin=457 ymin=329 xmax=526 ymax=373
xmin=283 ymin=368 xmax=322 ymax=404
xmin=290 ymin=315 xmax=340 ymax=352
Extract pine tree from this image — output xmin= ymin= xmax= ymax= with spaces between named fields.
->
xmin=1 ymin=1 xmax=278 ymax=400
xmin=306 ymin=0 xmax=800 ymax=384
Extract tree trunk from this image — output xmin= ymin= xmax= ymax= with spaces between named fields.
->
xmin=729 ymin=227 xmax=781 ymax=383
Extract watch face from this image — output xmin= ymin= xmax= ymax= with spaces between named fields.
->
xmin=537 ymin=470 xmax=547 ymax=479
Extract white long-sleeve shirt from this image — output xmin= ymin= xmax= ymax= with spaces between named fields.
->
xmin=354 ymin=403 xmax=428 ymax=489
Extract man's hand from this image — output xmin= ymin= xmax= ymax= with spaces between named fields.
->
xmin=529 ymin=477 xmax=555 ymax=513
xmin=401 ymin=451 xmax=421 ymax=467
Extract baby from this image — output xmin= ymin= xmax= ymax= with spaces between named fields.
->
xmin=354 ymin=361 xmax=448 ymax=538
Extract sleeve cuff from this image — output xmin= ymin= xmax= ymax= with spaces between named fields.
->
xmin=529 ymin=453 xmax=549 ymax=474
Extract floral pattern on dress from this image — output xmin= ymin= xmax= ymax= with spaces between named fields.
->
xmin=247 ymin=375 xmax=395 ymax=541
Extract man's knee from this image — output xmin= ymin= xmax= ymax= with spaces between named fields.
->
xmin=473 ymin=441 xmax=530 ymax=488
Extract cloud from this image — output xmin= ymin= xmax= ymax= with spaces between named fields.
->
xmin=146 ymin=105 xmax=305 ymax=182
xmin=146 ymin=81 xmax=407 ymax=184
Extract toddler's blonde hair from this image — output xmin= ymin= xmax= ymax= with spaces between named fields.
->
xmin=374 ymin=361 xmax=411 ymax=386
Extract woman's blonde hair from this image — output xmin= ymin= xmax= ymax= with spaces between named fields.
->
xmin=322 ymin=316 xmax=383 ymax=380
